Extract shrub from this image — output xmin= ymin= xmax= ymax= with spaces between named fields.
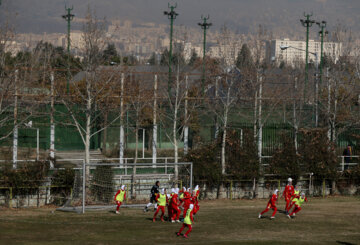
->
xmin=226 ymin=129 xmax=260 ymax=179
xmin=269 ymin=134 xmax=301 ymax=180
xmin=299 ymin=129 xmax=338 ymax=179
xmin=185 ymin=142 xmax=222 ymax=188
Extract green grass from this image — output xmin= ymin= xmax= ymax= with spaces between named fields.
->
xmin=0 ymin=196 xmax=359 ymax=244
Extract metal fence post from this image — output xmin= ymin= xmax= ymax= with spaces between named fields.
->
xmin=82 ymin=160 xmax=85 ymax=214
xmin=341 ymin=156 xmax=344 ymax=171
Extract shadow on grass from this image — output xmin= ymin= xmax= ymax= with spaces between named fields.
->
xmin=336 ymin=241 xmax=356 ymax=245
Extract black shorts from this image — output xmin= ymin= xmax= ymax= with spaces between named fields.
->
xmin=150 ymin=195 xmax=156 ymax=203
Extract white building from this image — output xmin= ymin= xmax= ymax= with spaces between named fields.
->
xmin=267 ymin=38 xmax=342 ymax=66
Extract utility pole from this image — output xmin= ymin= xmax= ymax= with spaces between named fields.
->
xmin=317 ymin=21 xmax=328 ymax=86
xmin=163 ymin=3 xmax=178 ymax=95
xmin=62 ymin=6 xmax=74 ymax=94
xmin=300 ymin=13 xmax=315 ymax=101
xmin=198 ymin=15 xmax=212 ymax=96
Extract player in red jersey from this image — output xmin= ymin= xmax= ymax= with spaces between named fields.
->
xmin=182 ymin=188 xmax=192 ymax=218
xmin=258 ymin=189 xmax=279 ymax=219
xmin=167 ymin=188 xmax=175 ymax=221
xmin=171 ymin=188 xmax=181 ymax=223
xmin=283 ymin=178 xmax=294 ymax=212
xmin=192 ymin=185 xmax=200 ymax=215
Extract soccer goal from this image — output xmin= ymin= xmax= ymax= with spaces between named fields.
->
xmin=57 ymin=161 xmax=193 ymax=213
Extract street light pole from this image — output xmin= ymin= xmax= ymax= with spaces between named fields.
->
xmin=164 ymin=3 xmax=178 ymax=95
xmin=198 ymin=15 xmax=212 ymax=96
xmin=300 ymin=13 xmax=315 ymax=101
xmin=316 ymin=21 xmax=328 ymax=86
xmin=62 ymin=6 xmax=75 ymax=94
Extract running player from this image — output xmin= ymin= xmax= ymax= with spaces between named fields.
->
xmin=283 ymin=178 xmax=294 ymax=212
xmin=258 ymin=189 xmax=279 ymax=219
xmin=144 ymin=181 xmax=160 ymax=212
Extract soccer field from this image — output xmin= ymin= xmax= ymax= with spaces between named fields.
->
xmin=0 ymin=197 xmax=359 ymax=245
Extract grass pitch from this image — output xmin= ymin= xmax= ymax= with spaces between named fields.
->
xmin=0 ymin=196 xmax=359 ymax=245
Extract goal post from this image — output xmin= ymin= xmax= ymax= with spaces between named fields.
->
xmin=57 ymin=161 xmax=193 ymax=213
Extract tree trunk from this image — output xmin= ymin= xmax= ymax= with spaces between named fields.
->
xmin=132 ymin=119 xmax=139 ymax=199
xmin=184 ymin=75 xmax=189 ymax=155
xmin=258 ymin=77 xmax=263 ymax=167
xmin=293 ymin=77 xmax=298 ymax=154
xmin=12 ymin=70 xmax=18 ymax=169
xmin=173 ymin=74 xmax=180 ymax=181
xmin=119 ymin=73 xmax=125 ymax=165
xmin=253 ymin=90 xmax=258 ymax=141
xmin=214 ymin=77 xmax=220 ymax=139
xmin=85 ymin=76 xmax=92 ymax=185
xmin=50 ymin=72 xmax=55 ymax=168
xmin=152 ymin=75 xmax=157 ymax=167
xmin=102 ymin=111 xmax=108 ymax=153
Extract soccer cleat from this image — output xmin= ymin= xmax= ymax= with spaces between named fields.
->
xmin=270 ymin=216 xmax=275 ymax=219
xmin=293 ymin=213 xmax=296 ymax=216
xmin=171 ymin=220 xmax=175 ymax=223
xmin=115 ymin=211 xmax=119 ymax=214
xmin=143 ymin=207 xmax=148 ymax=213
xmin=183 ymin=234 xmax=188 ymax=238
xmin=177 ymin=232 xmax=181 ymax=236
xmin=258 ymin=213 xmax=262 ymax=219
xmin=176 ymin=220 xmax=180 ymax=223
xmin=287 ymin=215 xmax=291 ymax=219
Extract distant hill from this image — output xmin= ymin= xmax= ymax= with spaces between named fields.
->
xmin=1 ymin=0 xmax=360 ymax=38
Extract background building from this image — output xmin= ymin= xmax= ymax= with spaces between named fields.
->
xmin=267 ymin=38 xmax=342 ymax=66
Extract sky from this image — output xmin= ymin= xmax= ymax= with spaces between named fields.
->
xmin=1 ymin=0 xmax=359 ymax=37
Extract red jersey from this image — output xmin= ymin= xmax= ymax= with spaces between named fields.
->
xmin=183 ymin=192 xmax=191 ymax=208
xmin=170 ymin=194 xmax=179 ymax=207
xmin=267 ymin=194 xmax=278 ymax=207
xmin=283 ymin=184 xmax=294 ymax=199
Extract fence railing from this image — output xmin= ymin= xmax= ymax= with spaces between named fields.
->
xmin=260 ymin=156 xmax=359 ymax=172
xmin=338 ymin=156 xmax=359 ymax=171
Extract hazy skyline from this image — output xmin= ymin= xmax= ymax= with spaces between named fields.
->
xmin=1 ymin=0 xmax=359 ymax=38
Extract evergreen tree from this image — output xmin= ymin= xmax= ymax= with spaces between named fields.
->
xmin=103 ymin=43 xmax=120 ymax=65
xmin=235 ymin=43 xmax=254 ymax=69
xmin=148 ymin=52 xmax=156 ymax=65
xmin=160 ymin=48 xmax=169 ymax=66
xmin=188 ymin=49 xmax=198 ymax=66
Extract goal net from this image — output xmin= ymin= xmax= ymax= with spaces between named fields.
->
xmin=57 ymin=162 xmax=193 ymax=213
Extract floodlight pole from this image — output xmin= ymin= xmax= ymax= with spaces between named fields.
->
xmin=317 ymin=21 xmax=328 ymax=86
xmin=62 ymin=6 xmax=75 ymax=94
xmin=164 ymin=3 xmax=178 ymax=95
xmin=300 ymin=13 xmax=315 ymax=101
xmin=198 ymin=15 xmax=212 ymax=96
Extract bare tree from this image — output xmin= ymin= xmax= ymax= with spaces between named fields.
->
xmin=60 ymin=9 xmax=121 ymax=181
